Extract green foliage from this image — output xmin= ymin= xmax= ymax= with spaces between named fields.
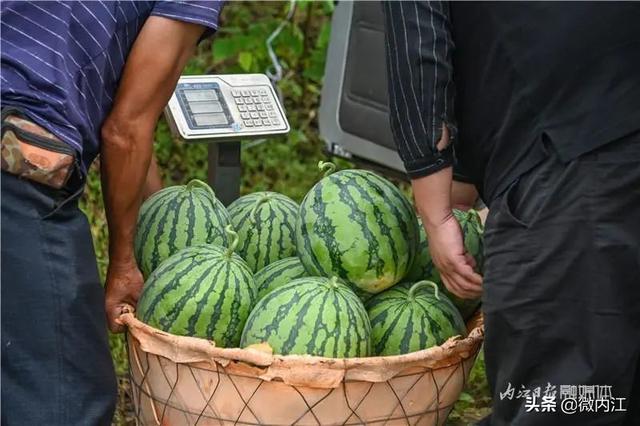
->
xmin=76 ymin=2 xmax=489 ymax=424
xmin=447 ymin=350 xmax=493 ymax=425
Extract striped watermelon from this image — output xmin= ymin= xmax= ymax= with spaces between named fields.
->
xmin=241 ymin=276 xmax=371 ymax=357
xmin=450 ymin=209 xmax=484 ymax=319
xmin=405 ymin=217 xmax=440 ymax=283
xmin=296 ymin=163 xmax=419 ymax=295
xmin=352 ymin=285 xmax=376 ymax=305
xmin=227 ymin=191 xmax=298 ymax=273
xmin=136 ymin=227 xmax=255 ymax=347
xmin=367 ymin=281 xmax=466 ymax=356
xmin=454 ymin=208 xmax=485 ymax=273
xmin=135 ymin=179 xmax=230 ymax=278
xmin=254 ymin=256 xmax=307 ymax=301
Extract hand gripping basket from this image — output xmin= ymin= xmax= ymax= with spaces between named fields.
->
xmin=122 ymin=312 xmax=484 ymax=426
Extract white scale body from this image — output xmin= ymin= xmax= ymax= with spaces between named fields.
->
xmin=165 ymin=74 xmax=290 ymax=142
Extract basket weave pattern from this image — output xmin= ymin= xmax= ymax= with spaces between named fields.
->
xmin=123 ymin=313 xmax=484 ymax=426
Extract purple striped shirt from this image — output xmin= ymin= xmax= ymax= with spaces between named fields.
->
xmin=1 ymin=0 xmax=223 ymax=171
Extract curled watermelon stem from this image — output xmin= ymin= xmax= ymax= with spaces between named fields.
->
xmin=186 ymin=179 xmax=216 ymax=201
xmin=249 ymin=193 xmax=271 ymax=224
xmin=318 ymin=161 xmax=336 ymax=177
xmin=224 ymin=225 xmax=239 ymax=256
xmin=408 ymin=280 xmax=440 ymax=300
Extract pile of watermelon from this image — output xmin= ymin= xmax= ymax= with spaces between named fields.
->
xmin=135 ymin=163 xmax=484 ymax=358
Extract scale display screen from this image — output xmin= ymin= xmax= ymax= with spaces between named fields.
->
xmin=176 ymin=82 xmax=233 ymax=130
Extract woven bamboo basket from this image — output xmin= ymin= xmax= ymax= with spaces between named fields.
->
xmin=122 ymin=311 xmax=483 ymax=426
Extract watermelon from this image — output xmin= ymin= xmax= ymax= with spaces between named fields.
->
xmin=454 ymin=208 xmax=485 ymax=273
xmin=406 ymin=210 xmax=484 ymax=320
xmin=367 ymin=280 xmax=467 ymax=356
xmin=352 ymin=285 xmax=376 ymax=305
xmin=135 ymin=179 xmax=230 ymax=278
xmin=404 ymin=217 xmax=440 ymax=283
xmin=296 ymin=162 xmax=419 ymax=294
xmin=227 ymin=191 xmax=298 ymax=272
xmin=241 ymin=276 xmax=371 ymax=357
xmin=136 ymin=226 xmax=255 ymax=347
xmin=254 ymin=256 xmax=307 ymax=301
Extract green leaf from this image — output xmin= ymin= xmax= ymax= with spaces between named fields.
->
xmin=238 ymin=51 xmax=253 ymax=72
xmin=458 ymin=392 xmax=475 ymax=403
xmin=316 ymin=21 xmax=331 ymax=49
xmin=213 ymin=38 xmax=239 ymax=62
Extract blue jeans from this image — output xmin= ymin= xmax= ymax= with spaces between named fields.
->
xmin=1 ymin=172 xmax=116 ymax=425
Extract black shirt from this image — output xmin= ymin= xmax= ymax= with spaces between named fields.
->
xmin=383 ymin=1 xmax=640 ymax=203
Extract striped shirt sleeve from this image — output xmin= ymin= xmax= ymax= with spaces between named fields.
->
xmin=382 ymin=1 xmax=457 ymax=179
xmin=151 ymin=1 xmax=223 ymax=37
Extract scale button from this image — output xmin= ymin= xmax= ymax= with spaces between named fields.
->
xmin=262 ymin=119 xmax=271 ymax=126
xmin=253 ymin=97 xmax=261 ymax=104
xmin=232 ymin=89 xmax=241 ymax=97
xmin=268 ymin=111 xmax=277 ymax=118
xmin=244 ymin=120 xmax=253 ymax=127
xmin=265 ymin=104 xmax=274 ymax=111
xmin=259 ymin=89 xmax=268 ymax=95
xmin=247 ymin=105 xmax=257 ymax=111
xmin=271 ymin=118 xmax=280 ymax=125
xmin=241 ymin=112 xmax=250 ymax=119
xmin=244 ymin=97 xmax=253 ymax=104
xmin=256 ymin=104 xmax=264 ymax=111
xmin=261 ymin=96 xmax=269 ymax=102
xmin=241 ymin=89 xmax=250 ymax=96
xmin=235 ymin=98 xmax=244 ymax=105
xmin=250 ymin=112 xmax=259 ymax=119
xmin=259 ymin=112 xmax=268 ymax=118
xmin=250 ymin=89 xmax=259 ymax=96
xmin=252 ymin=119 xmax=262 ymax=126
xmin=238 ymin=105 xmax=247 ymax=112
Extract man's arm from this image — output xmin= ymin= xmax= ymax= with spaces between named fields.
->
xmin=452 ymin=181 xmax=479 ymax=211
xmin=382 ymin=1 xmax=482 ymax=298
xmin=143 ymin=153 xmax=163 ymax=200
xmin=101 ymin=17 xmax=206 ymax=332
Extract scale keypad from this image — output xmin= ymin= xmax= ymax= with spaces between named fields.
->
xmin=233 ymin=86 xmax=281 ymax=129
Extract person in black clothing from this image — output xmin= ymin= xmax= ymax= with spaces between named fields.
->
xmin=383 ymin=2 xmax=640 ymax=425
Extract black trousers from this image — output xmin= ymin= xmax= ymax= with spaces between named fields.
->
xmin=483 ymin=132 xmax=640 ymax=425
xmin=1 ymin=172 xmax=116 ymax=425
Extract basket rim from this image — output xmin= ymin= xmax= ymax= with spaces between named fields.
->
xmin=120 ymin=310 xmax=483 ymax=366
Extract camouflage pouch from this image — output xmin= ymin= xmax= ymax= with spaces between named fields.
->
xmin=1 ymin=110 xmax=76 ymax=189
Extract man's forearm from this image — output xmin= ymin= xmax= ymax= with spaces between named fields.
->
xmin=451 ymin=181 xmax=479 ymax=211
xmin=143 ymin=152 xmax=163 ymax=200
xmin=412 ymin=166 xmax=454 ymax=230
xmin=101 ymin=118 xmax=154 ymax=264
xmin=100 ymin=17 xmax=204 ymax=267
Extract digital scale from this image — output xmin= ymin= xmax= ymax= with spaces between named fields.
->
xmin=164 ymin=74 xmax=290 ymax=204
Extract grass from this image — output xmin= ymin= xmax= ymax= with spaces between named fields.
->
xmin=74 ymin=2 xmax=492 ymax=424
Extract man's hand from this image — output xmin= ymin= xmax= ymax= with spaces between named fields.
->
xmin=423 ymin=213 xmax=482 ymax=299
xmin=412 ymin=164 xmax=483 ymax=299
xmin=104 ymin=260 xmax=144 ymax=333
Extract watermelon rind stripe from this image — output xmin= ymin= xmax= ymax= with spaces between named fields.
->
xmin=240 ymin=277 xmax=371 ymax=357
xmin=254 ymin=257 xmax=308 ymax=300
xmin=366 ymin=281 xmax=466 ymax=356
xmin=296 ymin=170 xmax=419 ymax=294
xmin=136 ymin=243 xmax=255 ymax=347
xmin=228 ymin=191 xmax=298 ymax=273
xmin=134 ymin=181 xmax=230 ymax=278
